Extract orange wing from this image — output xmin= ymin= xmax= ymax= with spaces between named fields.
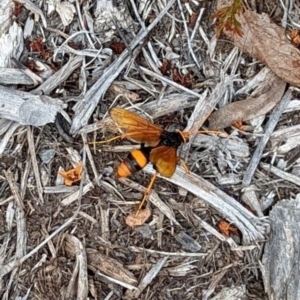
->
xmin=110 ymin=107 xmax=162 ymax=147
xmin=149 ymin=146 xmax=178 ymax=177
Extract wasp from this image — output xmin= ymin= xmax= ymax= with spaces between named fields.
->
xmin=104 ymin=107 xmax=190 ymax=211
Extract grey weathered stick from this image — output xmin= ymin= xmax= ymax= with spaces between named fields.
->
xmin=3 ymin=170 xmax=25 ymax=210
xmin=176 ymin=0 xmax=200 ymax=68
xmin=70 ymin=0 xmax=176 ymax=134
xmin=0 ymin=122 xmax=21 ymax=155
xmin=133 ymin=256 xmax=169 ymax=298
xmin=27 ymin=126 xmax=44 ymax=204
xmin=243 ymin=89 xmax=292 ymax=186
xmin=260 ymin=163 xmax=300 ymax=186
xmin=32 ymin=56 xmax=83 ymax=95
xmin=139 ymin=66 xmax=201 ymax=98
xmin=143 ymin=164 xmax=267 ymax=244
xmin=0 ymin=86 xmax=64 ymax=126
xmin=0 ymin=68 xmax=35 ymax=85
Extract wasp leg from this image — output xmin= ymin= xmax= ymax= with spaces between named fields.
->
xmin=177 ymin=157 xmax=189 ymax=174
xmin=136 ymin=172 xmax=158 ymax=214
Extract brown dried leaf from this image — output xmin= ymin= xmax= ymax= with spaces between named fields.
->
xmin=13 ymin=1 xmax=24 ymax=16
xmin=212 ymin=0 xmax=245 ymax=38
xmin=290 ymin=29 xmax=300 ymax=48
xmin=231 ymin=119 xmax=244 ymax=130
xmin=209 ymin=69 xmax=286 ymax=129
xmin=59 ymin=162 xmax=83 ymax=186
xmin=125 ymin=209 xmax=151 ymax=228
xmin=159 ymin=59 xmax=171 ymax=75
xmin=223 ymin=8 xmax=300 ymax=86
xmin=189 ymin=12 xmax=199 ymax=29
xmin=28 ymin=37 xmax=53 ymax=60
xmin=110 ymin=42 xmax=126 ymax=54
xmin=172 ymin=68 xmax=194 ymax=88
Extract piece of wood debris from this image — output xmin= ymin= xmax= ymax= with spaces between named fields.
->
xmin=70 ymin=0 xmax=176 ymax=134
xmin=175 ymin=231 xmax=202 ymax=252
xmin=17 ymin=0 xmax=47 ymax=28
xmin=143 ymin=164 xmax=266 ymax=244
xmin=261 ymin=195 xmax=300 ymax=300
xmin=129 ymin=246 xmax=207 ymax=257
xmin=260 ymin=163 xmax=300 ymax=187
xmin=86 ymin=248 xmax=137 ymax=286
xmin=241 ymin=185 xmax=264 ymax=217
xmin=0 ymin=68 xmax=36 ymax=85
xmin=210 ymin=285 xmax=247 ymax=300
xmin=32 ymin=56 xmax=83 ymax=95
xmin=27 ymin=126 xmax=44 ymax=204
xmin=270 ymin=124 xmax=300 ymax=154
xmin=202 ymin=268 xmax=230 ymax=300
xmin=243 ymin=89 xmax=292 ymax=186
xmin=164 ymin=261 xmax=198 ymax=277
xmin=0 ymin=86 xmax=64 ymax=126
xmin=130 ymin=256 xmax=169 ymax=299
xmin=64 ymin=234 xmax=89 ymax=300
xmin=60 ymin=182 xmax=94 ymax=207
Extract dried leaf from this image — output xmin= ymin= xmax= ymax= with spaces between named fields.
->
xmin=222 ymin=8 xmax=300 ymax=87
xmin=110 ymin=42 xmax=126 ymax=54
xmin=13 ymin=2 xmax=24 ymax=16
xmin=125 ymin=209 xmax=151 ymax=228
xmin=290 ymin=29 xmax=300 ymax=48
xmin=231 ymin=119 xmax=244 ymax=130
xmin=28 ymin=37 xmax=53 ymax=60
xmin=59 ymin=163 xmax=83 ymax=186
xmin=172 ymin=68 xmax=194 ymax=88
xmin=212 ymin=0 xmax=245 ymax=38
xmin=209 ymin=69 xmax=286 ymax=129
xmin=218 ymin=220 xmax=239 ymax=237
xmin=189 ymin=12 xmax=199 ymax=29
xmin=159 ymin=59 xmax=171 ymax=75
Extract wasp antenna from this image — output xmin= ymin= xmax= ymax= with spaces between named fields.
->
xmin=87 ymin=135 xmax=123 ymax=145
xmin=178 ymin=131 xmax=190 ymax=143
xmin=197 ymin=130 xmax=223 ymax=135
xmin=177 ymin=157 xmax=189 ymax=174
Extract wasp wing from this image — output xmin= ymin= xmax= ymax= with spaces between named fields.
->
xmin=149 ymin=146 xmax=178 ymax=178
xmin=110 ymin=107 xmax=162 ymax=146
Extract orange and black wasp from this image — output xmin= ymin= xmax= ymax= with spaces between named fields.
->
xmin=102 ymin=107 xmax=190 ymax=211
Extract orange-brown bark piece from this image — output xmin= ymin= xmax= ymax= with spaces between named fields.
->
xmin=59 ymin=163 xmax=83 ymax=186
xmin=218 ymin=220 xmax=239 ymax=237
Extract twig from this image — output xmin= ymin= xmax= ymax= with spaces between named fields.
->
xmin=176 ymin=0 xmax=200 ymax=68
xmin=133 ymin=256 xmax=169 ymax=298
xmin=27 ymin=126 xmax=44 ymax=204
xmin=70 ymin=0 xmax=177 ymax=134
xmin=260 ymin=162 xmax=300 ymax=186
xmin=129 ymin=246 xmax=206 ymax=257
xmin=143 ymin=164 xmax=267 ymax=243
xmin=243 ymin=89 xmax=292 ymax=186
